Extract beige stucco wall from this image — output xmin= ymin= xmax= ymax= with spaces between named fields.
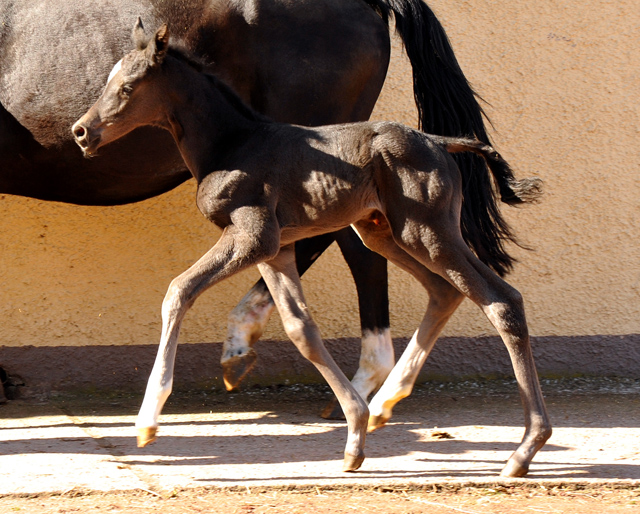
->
xmin=1 ymin=0 xmax=638 ymax=350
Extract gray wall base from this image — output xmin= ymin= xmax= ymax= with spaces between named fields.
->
xmin=1 ymin=334 xmax=638 ymax=397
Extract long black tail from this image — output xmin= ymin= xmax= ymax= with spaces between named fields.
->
xmin=363 ymin=0 xmax=527 ymax=276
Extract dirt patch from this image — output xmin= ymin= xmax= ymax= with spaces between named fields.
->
xmin=1 ymin=485 xmax=639 ymax=513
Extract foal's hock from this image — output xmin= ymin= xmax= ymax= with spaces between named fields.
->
xmin=73 ymin=21 xmax=549 ymax=477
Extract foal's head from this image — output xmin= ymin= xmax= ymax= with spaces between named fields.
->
xmin=72 ymin=19 xmax=173 ymax=157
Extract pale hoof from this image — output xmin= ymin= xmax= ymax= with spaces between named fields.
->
xmin=222 ymin=349 xmax=258 ymax=391
xmin=137 ymin=426 xmax=158 ymax=448
xmin=367 ymin=414 xmax=389 ymax=433
xmin=320 ymin=398 xmax=346 ymax=420
xmin=500 ymin=457 xmax=529 ymax=478
xmin=343 ymin=451 xmax=365 ymax=472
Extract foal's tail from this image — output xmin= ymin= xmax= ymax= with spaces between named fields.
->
xmin=363 ymin=0 xmax=525 ymax=276
xmin=441 ymin=137 xmax=543 ymax=206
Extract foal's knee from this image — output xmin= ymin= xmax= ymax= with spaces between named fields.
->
xmin=161 ymin=277 xmax=192 ymax=320
xmin=282 ymin=316 xmax=324 ymax=362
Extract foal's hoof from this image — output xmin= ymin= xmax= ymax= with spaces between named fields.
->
xmin=320 ymin=398 xmax=346 ymax=420
xmin=222 ymin=349 xmax=258 ymax=391
xmin=343 ymin=452 xmax=365 ymax=472
xmin=500 ymin=457 xmax=529 ymax=478
xmin=367 ymin=414 xmax=389 ymax=433
xmin=137 ymin=427 xmax=158 ymax=448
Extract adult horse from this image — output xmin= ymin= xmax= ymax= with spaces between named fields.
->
xmin=0 ymin=0 xmax=504 ymax=410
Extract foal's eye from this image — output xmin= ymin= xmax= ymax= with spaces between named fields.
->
xmin=120 ymin=84 xmax=133 ymax=97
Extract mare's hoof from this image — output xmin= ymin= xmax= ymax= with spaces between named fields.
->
xmin=137 ymin=427 xmax=158 ymax=448
xmin=367 ymin=414 xmax=389 ymax=433
xmin=222 ymin=349 xmax=258 ymax=391
xmin=500 ymin=458 xmax=529 ymax=478
xmin=320 ymin=398 xmax=346 ymax=420
xmin=343 ymin=452 xmax=365 ymax=472
xmin=0 ymin=367 xmax=23 ymax=402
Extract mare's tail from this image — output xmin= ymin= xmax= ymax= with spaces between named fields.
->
xmin=363 ymin=0 xmax=524 ymax=276
xmin=441 ymin=137 xmax=543 ymax=206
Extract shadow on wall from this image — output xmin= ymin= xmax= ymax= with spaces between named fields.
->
xmin=1 ymin=334 xmax=639 ymax=397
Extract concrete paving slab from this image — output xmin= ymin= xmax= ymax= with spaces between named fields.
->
xmin=1 ymin=378 xmax=639 ymax=495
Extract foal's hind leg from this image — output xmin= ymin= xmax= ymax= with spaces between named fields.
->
xmin=257 ymin=245 xmax=369 ymax=472
xmin=439 ymin=253 xmax=549 ymax=477
xmin=320 ymin=228 xmax=393 ymax=420
xmin=390 ymin=216 xmax=551 ymax=477
xmin=351 ymin=221 xmax=464 ymax=431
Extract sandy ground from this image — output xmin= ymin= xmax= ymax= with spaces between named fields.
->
xmin=1 ymin=486 xmax=639 ymax=514
xmin=1 ymin=378 xmax=639 ymax=512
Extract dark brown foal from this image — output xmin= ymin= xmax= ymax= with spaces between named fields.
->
xmin=73 ymin=22 xmax=549 ymax=476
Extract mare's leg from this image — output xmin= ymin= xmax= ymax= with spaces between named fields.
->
xmin=137 ymin=225 xmax=278 ymax=447
xmin=257 ymin=245 xmax=369 ymax=472
xmin=383 ymin=208 xmax=551 ymax=477
xmin=221 ymin=233 xmax=336 ymax=390
xmin=320 ymin=228 xmax=393 ymax=419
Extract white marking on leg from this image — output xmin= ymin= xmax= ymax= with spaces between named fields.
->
xmin=221 ymin=286 xmax=274 ymax=364
xmin=137 ymin=279 xmax=187 ymax=431
xmin=136 ymin=360 xmax=173 ymax=430
xmin=350 ymin=328 xmax=394 ymax=400
xmin=368 ymin=329 xmax=427 ymax=420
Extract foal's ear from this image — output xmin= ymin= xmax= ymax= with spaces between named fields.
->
xmin=149 ymin=24 xmax=170 ymax=65
xmin=132 ymin=17 xmax=147 ymax=50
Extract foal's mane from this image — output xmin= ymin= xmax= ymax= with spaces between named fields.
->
xmin=166 ymin=45 xmax=273 ymax=125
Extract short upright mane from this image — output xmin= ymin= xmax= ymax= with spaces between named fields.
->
xmin=167 ymin=45 xmax=273 ymax=125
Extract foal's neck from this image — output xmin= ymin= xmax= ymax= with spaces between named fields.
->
xmin=162 ymin=56 xmax=266 ymax=182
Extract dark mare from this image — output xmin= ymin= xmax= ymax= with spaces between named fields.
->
xmin=0 ymin=0 xmax=504 ymax=412
xmin=73 ymin=22 xmax=549 ymax=476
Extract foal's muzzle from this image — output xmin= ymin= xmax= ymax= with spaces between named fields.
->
xmin=71 ymin=121 xmax=100 ymax=157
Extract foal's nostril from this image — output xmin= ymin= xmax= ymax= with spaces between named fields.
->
xmin=72 ymin=124 xmax=87 ymax=143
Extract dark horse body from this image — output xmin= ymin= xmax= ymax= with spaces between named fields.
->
xmin=73 ymin=23 xmax=549 ymax=476
xmin=0 ymin=0 xmax=389 ymax=202
xmin=1 ymin=0 xmax=503 ymax=409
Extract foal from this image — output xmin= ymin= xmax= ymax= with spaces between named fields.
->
xmin=73 ymin=22 xmax=550 ymax=476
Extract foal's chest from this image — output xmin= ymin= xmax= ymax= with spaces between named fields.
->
xmin=195 ymin=169 xmax=254 ymax=226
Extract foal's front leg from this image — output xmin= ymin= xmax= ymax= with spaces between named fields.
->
xmin=221 ymin=232 xmax=337 ymax=390
xmin=221 ymin=228 xmax=393 ymax=408
xmin=136 ymin=227 xmax=277 ymax=447
xmin=257 ymin=245 xmax=369 ymax=472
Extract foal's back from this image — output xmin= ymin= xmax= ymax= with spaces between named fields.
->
xmin=197 ymin=118 xmax=456 ymax=245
